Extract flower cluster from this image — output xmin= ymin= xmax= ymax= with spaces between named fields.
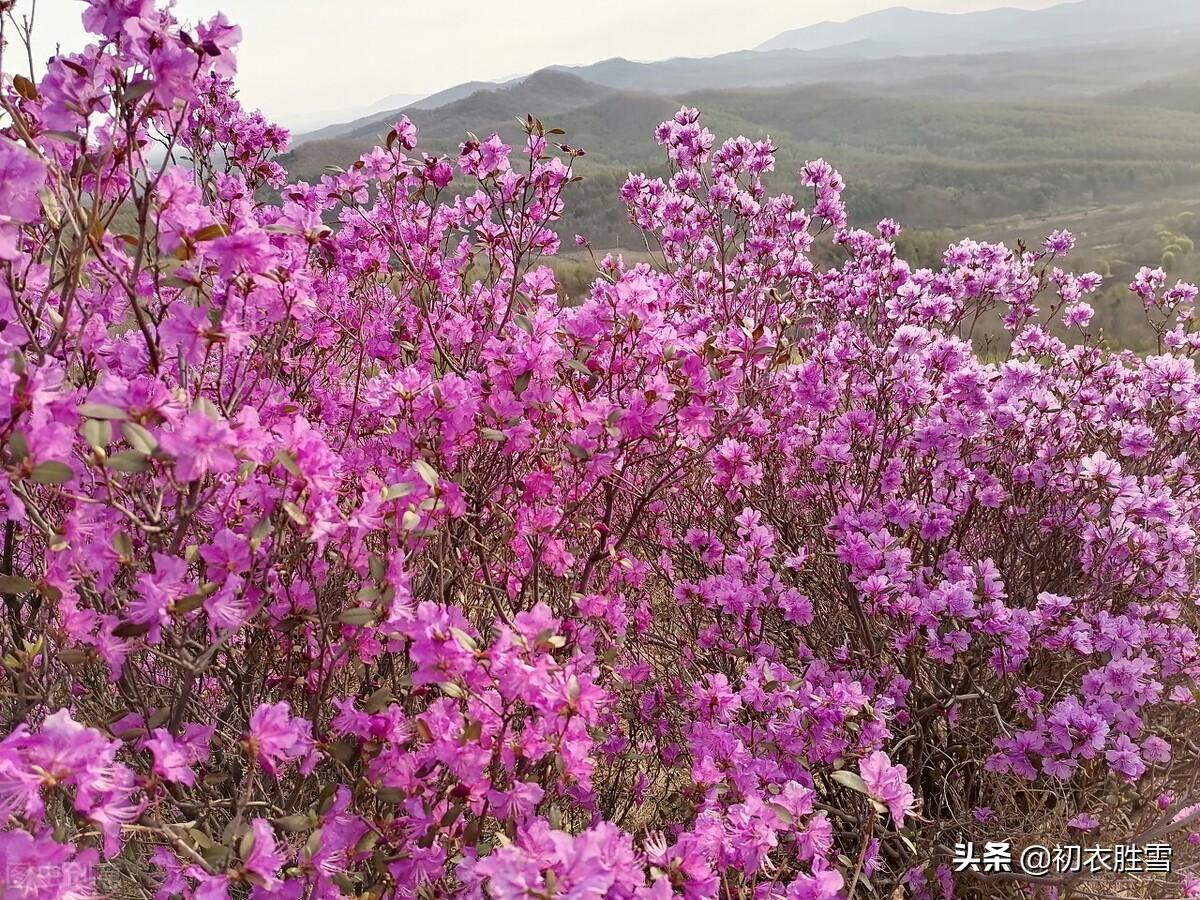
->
xmin=0 ymin=2 xmax=1199 ymax=898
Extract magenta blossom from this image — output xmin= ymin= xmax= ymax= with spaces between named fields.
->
xmin=860 ymin=750 xmax=919 ymax=827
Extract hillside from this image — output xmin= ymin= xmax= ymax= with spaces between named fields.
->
xmin=296 ymin=81 xmax=504 ymax=145
xmin=280 ymin=68 xmax=1200 ymax=227
xmin=297 ymin=30 xmax=1199 ymax=149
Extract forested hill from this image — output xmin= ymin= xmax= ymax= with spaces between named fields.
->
xmin=281 ymin=48 xmax=1200 ymax=235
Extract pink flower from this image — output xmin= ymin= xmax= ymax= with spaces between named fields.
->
xmin=1044 ymin=230 xmax=1076 ymax=254
xmin=1068 ymin=812 xmax=1099 ymax=831
xmin=0 ymin=830 xmax=99 ymax=898
xmin=159 ymin=411 xmax=238 ymax=482
xmin=0 ymin=710 xmax=142 ymax=856
xmin=128 ymin=554 xmax=188 ymax=641
xmin=153 ymin=167 xmax=214 ymax=253
xmin=786 ymin=865 xmax=844 ymax=900
xmin=0 ymin=140 xmax=47 ymax=259
xmin=11 ymin=24 xmax=1200 ymax=898
xmin=144 ymin=724 xmax=214 ymax=786
xmin=196 ymin=13 xmax=242 ymax=77
xmin=81 ymin=0 xmax=155 ymax=38
xmin=206 ymin=229 xmax=275 ymax=277
xmin=859 ymin=750 xmax=918 ymax=827
xmin=247 ymin=702 xmax=317 ymax=776
xmin=486 ymin=781 xmax=545 ymax=822
xmin=243 ymin=818 xmax=283 ymax=889
xmin=1105 ymin=735 xmax=1146 ymax=781
xmin=392 ymin=116 xmax=418 ymax=151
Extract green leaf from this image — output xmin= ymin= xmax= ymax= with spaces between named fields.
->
xmin=40 ymin=188 xmax=62 ymax=229
xmin=354 ymin=829 xmax=382 ymax=854
xmin=122 ymin=422 xmax=157 ymax=454
xmin=412 ymin=459 xmax=439 ymax=488
xmin=79 ymin=402 xmax=128 ymax=421
xmin=42 ymin=130 xmax=82 ymax=144
xmin=450 ymin=627 xmax=478 ymax=651
xmin=122 ymin=79 xmax=155 ymax=105
xmin=327 ymin=738 xmax=355 ymax=762
xmin=59 ymin=648 xmax=90 ymax=666
xmin=107 ymin=451 xmax=149 ymax=473
xmin=173 ymin=593 xmax=207 ymax=615
xmin=383 ymin=482 xmax=413 ymax=501
xmin=192 ymin=223 xmax=230 ymax=242
xmin=238 ymin=828 xmax=256 ymax=861
xmin=0 ymin=575 xmax=35 ymax=595
xmin=513 ymin=313 xmax=533 ymax=334
xmin=82 ymin=419 xmax=112 ymax=451
xmin=566 ymin=443 xmax=591 ymax=460
xmin=193 ymin=396 xmax=221 ymax=421
xmin=480 ymin=428 xmax=506 ymax=442
xmin=768 ymin=802 xmax=795 ymax=825
xmin=830 ymin=769 xmax=871 ymax=795
xmin=113 ymin=532 xmax=133 ymax=559
xmin=275 ymin=450 xmax=303 ymax=478
xmin=338 ymin=607 xmax=377 ymax=626
xmin=12 ymin=74 xmax=37 ymax=100
xmin=282 ymin=501 xmax=308 ymax=526
xmin=8 ymin=431 xmax=28 ymax=463
xmin=113 ymin=620 xmax=151 ymax=639
xmin=250 ymin=517 xmax=273 ymax=548
xmin=365 ymin=687 xmax=392 ymax=713
xmin=31 ymin=461 xmax=73 ymax=484
xmin=274 ymin=813 xmax=313 ymax=833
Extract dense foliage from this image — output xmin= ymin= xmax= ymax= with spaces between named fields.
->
xmin=2 ymin=2 xmax=1200 ymax=898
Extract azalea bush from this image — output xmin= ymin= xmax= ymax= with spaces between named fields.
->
xmin=2 ymin=2 xmax=1200 ymax=898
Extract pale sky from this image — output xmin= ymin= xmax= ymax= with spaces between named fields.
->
xmin=30 ymin=0 xmax=1064 ymax=128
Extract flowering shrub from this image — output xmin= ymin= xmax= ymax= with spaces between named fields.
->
xmin=1 ymin=2 xmax=1200 ymax=898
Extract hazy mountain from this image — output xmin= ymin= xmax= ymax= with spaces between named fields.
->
xmin=345 ymin=70 xmax=614 ymax=144
xmin=283 ymin=92 xmax=427 ymax=137
xmin=295 ymin=82 xmax=511 ymax=145
xmin=297 ymin=2 xmax=1199 ymax=147
xmin=282 ymin=58 xmax=1200 ymax=199
xmin=550 ymin=33 xmax=1198 ymax=98
xmin=757 ymin=0 xmax=1199 ymax=54
xmin=368 ymin=91 xmax=428 ymax=113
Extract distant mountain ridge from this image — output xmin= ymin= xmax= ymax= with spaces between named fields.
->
xmin=296 ymin=82 xmax=506 ymax=144
xmin=338 ymin=71 xmax=618 ymax=147
xmin=757 ymin=0 xmax=1199 ymax=53
xmin=294 ymin=0 xmax=1200 ymax=146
